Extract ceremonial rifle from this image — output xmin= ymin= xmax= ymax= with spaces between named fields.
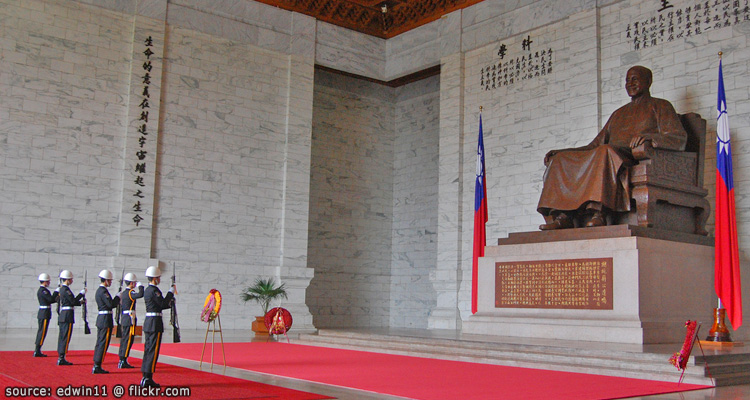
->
xmin=56 ymin=267 xmax=61 ymax=315
xmin=170 ymin=265 xmax=181 ymax=343
xmin=82 ymin=270 xmax=91 ymax=335
xmin=115 ymin=266 xmax=125 ymax=338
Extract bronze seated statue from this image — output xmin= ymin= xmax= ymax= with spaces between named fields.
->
xmin=537 ymin=66 xmax=709 ymax=235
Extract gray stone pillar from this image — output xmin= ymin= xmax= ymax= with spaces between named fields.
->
xmin=277 ymin=13 xmax=317 ymax=332
xmin=429 ymin=52 xmax=465 ymax=329
xmin=115 ymin=9 xmax=167 ymax=273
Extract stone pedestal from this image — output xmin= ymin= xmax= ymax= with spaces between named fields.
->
xmin=462 ymin=226 xmax=715 ymax=344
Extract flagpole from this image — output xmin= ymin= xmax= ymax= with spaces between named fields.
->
xmin=471 ymin=106 xmax=487 ymax=315
xmin=715 ymin=52 xmax=729 ymax=318
xmin=705 ymin=50 xmax=741 ymax=344
xmin=717 ymin=53 xmax=722 ymax=317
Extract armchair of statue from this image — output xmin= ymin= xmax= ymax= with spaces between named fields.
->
xmin=613 ymin=113 xmax=710 ymax=235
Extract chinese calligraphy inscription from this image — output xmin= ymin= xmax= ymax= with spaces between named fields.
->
xmin=627 ymin=0 xmax=750 ymax=51
xmin=480 ymin=34 xmax=555 ymax=91
xmin=132 ymin=36 xmax=153 ymax=227
xmin=495 ymin=258 xmax=614 ymax=310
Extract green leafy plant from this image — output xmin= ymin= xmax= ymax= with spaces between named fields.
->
xmin=240 ymin=278 xmax=288 ymax=315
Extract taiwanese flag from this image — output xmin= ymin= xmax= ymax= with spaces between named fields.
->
xmin=715 ymin=59 xmax=743 ymax=329
xmin=472 ymin=113 xmax=487 ymax=315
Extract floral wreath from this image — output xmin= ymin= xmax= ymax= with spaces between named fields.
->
xmin=669 ymin=320 xmax=697 ymax=370
xmin=200 ymin=289 xmax=222 ymax=323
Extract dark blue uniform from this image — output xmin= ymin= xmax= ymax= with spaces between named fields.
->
xmin=57 ymin=285 xmax=83 ymax=363
xmin=141 ymin=284 xmax=173 ymax=384
xmin=34 ymin=285 xmax=58 ymax=356
xmin=93 ymin=285 xmax=120 ymax=368
xmin=118 ymin=285 xmax=144 ymax=365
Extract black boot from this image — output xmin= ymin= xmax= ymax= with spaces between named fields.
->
xmin=92 ymin=364 xmax=109 ymax=374
xmin=118 ymin=359 xmax=134 ymax=369
xmin=140 ymin=373 xmax=160 ymax=388
xmin=57 ymin=357 xmax=72 ymax=366
xmin=33 ymin=345 xmax=46 ymax=357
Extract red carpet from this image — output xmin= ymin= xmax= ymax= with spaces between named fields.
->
xmin=0 ymin=350 xmax=331 ymax=399
xmin=132 ymin=342 xmax=712 ymax=400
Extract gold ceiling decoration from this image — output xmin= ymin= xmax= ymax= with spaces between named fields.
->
xmin=254 ymin=0 xmax=485 ymax=38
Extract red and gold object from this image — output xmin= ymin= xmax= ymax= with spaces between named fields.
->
xmin=669 ymin=320 xmax=698 ymax=370
xmin=200 ymin=289 xmax=222 ymax=323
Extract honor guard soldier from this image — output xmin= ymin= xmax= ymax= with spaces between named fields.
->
xmin=34 ymin=273 xmax=58 ymax=357
xmin=57 ymin=270 xmax=85 ymax=366
xmin=140 ymin=266 xmax=175 ymax=388
xmin=118 ymin=272 xmax=144 ymax=368
xmin=92 ymin=269 xmax=120 ymax=374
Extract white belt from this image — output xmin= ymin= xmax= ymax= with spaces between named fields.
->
xmin=145 ymin=312 xmax=162 ymax=317
xmin=39 ymin=306 xmax=50 ymax=309
xmin=60 ymin=306 xmax=73 ymax=310
xmin=98 ymin=310 xmax=112 ymax=314
xmin=122 ymin=310 xmax=134 ymax=314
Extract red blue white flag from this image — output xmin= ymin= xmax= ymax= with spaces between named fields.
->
xmin=715 ymin=59 xmax=743 ymax=329
xmin=472 ymin=113 xmax=487 ymax=314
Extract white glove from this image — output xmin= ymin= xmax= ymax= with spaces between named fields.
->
xmin=168 ymin=285 xmax=176 ymax=294
xmin=136 ymin=282 xmax=143 ymax=288
xmin=54 ymin=287 xmax=60 ymax=293
xmin=79 ymin=288 xmax=86 ymax=295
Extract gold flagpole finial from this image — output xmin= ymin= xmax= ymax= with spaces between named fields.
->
xmin=719 ymin=51 xmax=723 ymax=59
xmin=479 ymin=106 xmax=483 ymax=112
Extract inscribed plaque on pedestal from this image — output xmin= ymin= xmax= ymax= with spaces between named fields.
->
xmin=495 ymin=258 xmax=613 ymax=310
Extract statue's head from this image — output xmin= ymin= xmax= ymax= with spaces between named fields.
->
xmin=625 ymin=66 xmax=652 ymax=99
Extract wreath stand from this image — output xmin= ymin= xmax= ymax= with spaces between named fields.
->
xmin=671 ymin=322 xmax=714 ymax=386
xmin=199 ymin=315 xmax=226 ymax=374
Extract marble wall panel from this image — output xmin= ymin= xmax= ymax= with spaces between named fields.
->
xmin=153 ymin=25 xmax=297 ymax=329
xmin=306 ymin=69 xmax=396 ymax=328
xmin=384 ymin=10 xmax=462 ymax=80
xmin=0 ymin=0 xmax=134 ymax=327
xmin=76 ymin=0 xmax=167 ymax=20
xmin=166 ymin=1 xmax=291 ymax=54
xmin=390 ymin=75 xmax=440 ymax=328
xmin=461 ymin=0 xmax=596 ymax=52
xmin=171 ymin=0 xmax=292 ymax=34
xmin=314 ymin=21 xmax=386 ymax=80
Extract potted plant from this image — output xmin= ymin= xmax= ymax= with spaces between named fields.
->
xmin=240 ymin=278 xmax=288 ymax=334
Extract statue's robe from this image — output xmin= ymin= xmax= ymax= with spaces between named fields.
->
xmin=537 ymin=95 xmax=687 ymax=216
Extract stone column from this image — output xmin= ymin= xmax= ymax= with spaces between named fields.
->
xmin=276 ymin=13 xmax=317 ymax=332
xmin=429 ymin=52 xmax=465 ymax=329
xmin=114 ymin=5 xmax=167 ymax=274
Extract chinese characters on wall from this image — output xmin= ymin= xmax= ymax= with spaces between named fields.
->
xmin=627 ymin=0 xmax=750 ymax=50
xmin=495 ymin=258 xmax=614 ymax=310
xmin=132 ymin=36 xmax=153 ymax=227
xmin=479 ymin=35 xmax=555 ymax=91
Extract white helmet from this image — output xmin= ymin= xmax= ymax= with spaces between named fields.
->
xmin=98 ymin=269 xmax=113 ymax=280
xmin=38 ymin=273 xmax=51 ymax=282
xmin=145 ymin=266 xmax=161 ymax=278
xmin=124 ymin=273 xmax=137 ymax=283
xmin=59 ymin=270 xmax=73 ymax=280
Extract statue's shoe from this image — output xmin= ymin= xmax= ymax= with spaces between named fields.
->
xmin=540 ymin=214 xmax=573 ymax=230
xmin=585 ymin=211 xmax=606 ymax=227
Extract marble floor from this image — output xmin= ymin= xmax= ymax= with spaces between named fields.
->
xmin=5 ymin=328 xmax=750 ymax=400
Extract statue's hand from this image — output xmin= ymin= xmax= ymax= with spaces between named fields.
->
xmin=629 ymin=135 xmax=653 ymax=149
xmin=544 ymin=149 xmax=560 ymax=166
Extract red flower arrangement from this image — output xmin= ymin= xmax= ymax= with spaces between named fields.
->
xmin=669 ymin=320 xmax=697 ymax=370
xmin=200 ymin=289 xmax=222 ymax=323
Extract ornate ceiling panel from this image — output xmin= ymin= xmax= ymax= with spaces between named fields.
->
xmin=254 ymin=0 xmax=485 ymax=38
